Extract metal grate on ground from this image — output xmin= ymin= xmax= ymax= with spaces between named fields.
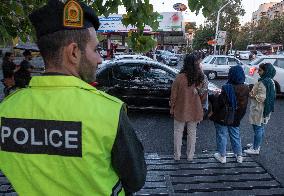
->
xmin=1 ymin=153 xmax=284 ymax=196
xmin=135 ymin=153 xmax=284 ymax=196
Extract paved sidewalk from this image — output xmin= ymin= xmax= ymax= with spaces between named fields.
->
xmin=135 ymin=153 xmax=284 ymax=195
xmin=1 ymin=152 xmax=284 ymax=195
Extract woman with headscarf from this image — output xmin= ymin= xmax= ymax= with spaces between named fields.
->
xmin=209 ymin=66 xmax=250 ymax=163
xmin=244 ymin=63 xmax=276 ymax=155
xmin=170 ymin=54 xmax=207 ymax=161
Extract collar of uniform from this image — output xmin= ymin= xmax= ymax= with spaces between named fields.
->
xmin=29 ymin=75 xmax=95 ymax=90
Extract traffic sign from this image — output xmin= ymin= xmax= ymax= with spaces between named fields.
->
xmin=217 ymin=31 xmax=226 ymax=45
xmin=207 ymin=40 xmax=216 ymax=45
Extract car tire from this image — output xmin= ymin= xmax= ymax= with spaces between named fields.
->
xmin=207 ymin=71 xmax=217 ymax=80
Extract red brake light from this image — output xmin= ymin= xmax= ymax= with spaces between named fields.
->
xmin=249 ymin=67 xmax=256 ymax=76
xmin=89 ymin=81 xmax=98 ymax=87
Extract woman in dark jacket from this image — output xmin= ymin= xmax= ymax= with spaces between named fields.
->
xmin=209 ymin=65 xmax=249 ymax=163
xmin=1 ymin=52 xmax=17 ymax=96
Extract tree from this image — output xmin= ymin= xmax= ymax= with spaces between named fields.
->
xmin=250 ymin=17 xmax=270 ymax=43
xmin=204 ymin=0 xmax=244 ymax=51
xmin=266 ymin=16 xmax=284 ymax=45
xmin=0 ymin=0 xmax=159 ymax=52
xmin=192 ymin=25 xmax=215 ymax=50
xmin=234 ymin=23 xmax=252 ymax=50
xmin=187 ymin=0 xmax=221 ymax=17
xmin=190 ymin=0 xmax=244 ymax=52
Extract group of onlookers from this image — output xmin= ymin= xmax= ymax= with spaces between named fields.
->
xmin=1 ymin=50 xmax=34 ymax=96
xmin=170 ymin=54 xmax=276 ymax=163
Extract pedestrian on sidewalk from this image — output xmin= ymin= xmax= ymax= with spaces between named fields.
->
xmin=1 ymin=52 xmax=17 ymax=96
xmin=0 ymin=0 xmax=146 ymax=196
xmin=209 ymin=66 xmax=249 ymax=163
xmin=170 ymin=54 xmax=206 ymax=161
xmin=14 ymin=49 xmax=34 ymax=88
xmin=244 ymin=63 xmax=276 ymax=155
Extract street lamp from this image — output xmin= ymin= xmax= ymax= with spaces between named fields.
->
xmin=214 ymin=1 xmax=230 ymax=55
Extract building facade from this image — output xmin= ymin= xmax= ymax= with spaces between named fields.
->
xmin=267 ymin=1 xmax=284 ymax=20
xmin=252 ymin=1 xmax=284 ymax=25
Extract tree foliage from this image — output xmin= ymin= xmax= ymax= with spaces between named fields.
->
xmin=234 ymin=16 xmax=284 ymax=50
xmin=0 ymin=0 xmax=159 ymax=52
xmin=187 ymin=0 xmax=221 ymax=17
xmin=234 ymin=23 xmax=251 ymax=50
xmin=192 ymin=25 xmax=214 ymax=50
xmin=191 ymin=0 xmax=244 ymax=51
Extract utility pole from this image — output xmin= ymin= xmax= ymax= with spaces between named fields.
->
xmin=214 ymin=1 xmax=230 ymax=55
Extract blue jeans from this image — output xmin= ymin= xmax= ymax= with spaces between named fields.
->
xmin=214 ymin=122 xmax=242 ymax=157
xmin=252 ymin=124 xmax=265 ymax=150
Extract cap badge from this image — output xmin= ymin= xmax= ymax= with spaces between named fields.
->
xmin=63 ymin=0 xmax=83 ymax=28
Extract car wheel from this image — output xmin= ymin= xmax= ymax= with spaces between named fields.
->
xmin=207 ymin=71 xmax=217 ymax=80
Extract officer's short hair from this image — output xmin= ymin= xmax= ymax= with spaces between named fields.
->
xmin=37 ymin=29 xmax=90 ymax=67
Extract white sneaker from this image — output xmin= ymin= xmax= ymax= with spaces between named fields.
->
xmin=214 ymin=153 xmax=226 ymax=163
xmin=235 ymin=155 xmax=243 ymax=163
xmin=244 ymin=147 xmax=260 ymax=155
xmin=246 ymin=143 xmax=253 ymax=148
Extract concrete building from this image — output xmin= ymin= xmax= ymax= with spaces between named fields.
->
xmin=267 ymin=1 xmax=284 ymax=19
xmin=252 ymin=1 xmax=284 ymax=25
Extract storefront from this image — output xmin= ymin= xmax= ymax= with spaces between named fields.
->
xmin=97 ymin=12 xmax=186 ymax=54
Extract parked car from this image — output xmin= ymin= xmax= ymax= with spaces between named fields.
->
xmin=155 ymin=50 xmax=178 ymax=66
xmin=276 ymin=51 xmax=284 ymax=55
xmin=228 ymin=50 xmax=240 ymax=59
xmin=200 ymin=55 xmax=243 ymax=80
xmin=95 ymin=59 xmax=220 ymax=111
xmin=244 ymin=55 xmax=284 ymax=94
xmin=239 ymin=51 xmax=252 ymax=60
xmin=114 ymin=54 xmax=153 ymax=61
xmin=169 ymin=50 xmax=184 ymax=61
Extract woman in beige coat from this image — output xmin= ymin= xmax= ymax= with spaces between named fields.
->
xmin=244 ymin=63 xmax=276 ymax=155
xmin=170 ymin=54 xmax=207 ymax=161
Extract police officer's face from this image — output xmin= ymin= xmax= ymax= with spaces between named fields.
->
xmin=79 ymin=28 xmax=102 ymax=82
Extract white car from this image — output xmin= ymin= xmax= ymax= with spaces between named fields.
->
xmin=239 ymin=51 xmax=251 ymax=60
xmin=114 ymin=54 xmax=153 ymax=61
xmin=244 ymin=55 xmax=284 ymax=94
xmin=201 ymin=55 xmax=243 ymax=80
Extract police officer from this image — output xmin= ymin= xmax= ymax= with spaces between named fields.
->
xmin=0 ymin=0 xmax=146 ymax=195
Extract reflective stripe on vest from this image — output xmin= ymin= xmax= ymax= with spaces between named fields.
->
xmin=112 ymin=180 xmax=123 ymax=196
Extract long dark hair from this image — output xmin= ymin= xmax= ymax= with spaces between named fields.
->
xmin=180 ymin=54 xmax=204 ymax=87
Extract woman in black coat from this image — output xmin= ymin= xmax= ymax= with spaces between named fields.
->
xmin=209 ymin=65 xmax=249 ymax=164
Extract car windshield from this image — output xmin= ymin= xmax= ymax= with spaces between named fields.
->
xmin=249 ymin=58 xmax=264 ymax=65
xmin=158 ymin=63 xmax=179 ymax=74
xmin=202 ymin=56 xmax=212 ymax=63
xmin=162 ymin=51 xmax=174 ymax=56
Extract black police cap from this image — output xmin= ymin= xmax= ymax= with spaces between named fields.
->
xmin=29 ymin=0 xmax=100 ymax=39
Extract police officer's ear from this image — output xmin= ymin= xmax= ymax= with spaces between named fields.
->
xmin=64 ymin=43 xmax=81 ymax=66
